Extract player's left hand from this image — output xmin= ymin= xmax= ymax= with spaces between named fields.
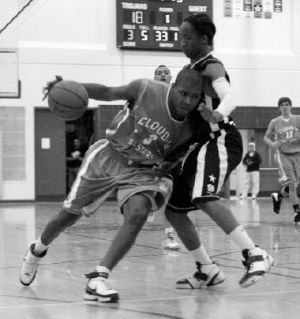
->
xmin=198 ymin=103 xmax=224 ymax=123
xmin=42 ymin=75 xmax=63 ymax=100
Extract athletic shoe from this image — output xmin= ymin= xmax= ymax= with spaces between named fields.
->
xmin=239 ymin=246 xmax=274 ymax=288
xmin=271 ymin=192 xmax=282 ymax=214
xmin=294 ymin=210 xmax=300 ymax=224
xmin=176 ymin=262 xmax=225 ymax=289
xmin=84 ymin=271 xmax=119 ymax=303
xmin=163 ymin=232 xmax=180 ymax=250
xmin=20 ymin=243 xmax=47 ymax=286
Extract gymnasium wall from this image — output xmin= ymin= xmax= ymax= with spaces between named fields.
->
xmin=0 ymin=0 xmax=299 ymax=200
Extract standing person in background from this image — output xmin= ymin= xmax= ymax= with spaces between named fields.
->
xmin=152 ymin=64 xmax=180 ymax=250
xmin=66 ymin=138 xmax=87 ymax=193
xmin=164 ymin=13 xmax=274 ymax=289
xmin=240 ymin=141 xmax=262 ymax=200
xmin=154 ymin=64 xmax=172 ymax=83
xmin=264 ymin=97 xmax=300 ymax=223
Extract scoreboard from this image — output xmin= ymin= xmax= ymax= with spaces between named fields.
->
xmin=116 ymin=0 xmax=213 ymax=51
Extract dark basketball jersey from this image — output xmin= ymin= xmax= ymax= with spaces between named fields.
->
xmin=186 ymin=54 xmax=231 ymax=140
xmin=106 ymin=79 xmax=193 ymax=166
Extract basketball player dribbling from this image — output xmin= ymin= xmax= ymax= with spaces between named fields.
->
xmin=19 ymin=68 xmax=204 ymax=302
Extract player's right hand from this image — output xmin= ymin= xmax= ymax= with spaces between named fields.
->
xmin=272 ymin=140 xmax=287 ymax=149
xmin=42 ymin=75 xmax=63 ymax=100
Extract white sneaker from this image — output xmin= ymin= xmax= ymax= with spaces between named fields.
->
xmin=239 ymin=246 xmax=274 ymax=288
xmin=176 ymin=262 xmax=225 ymax=289
xmin=20 ymin=243 xmax=47 ymax=286
xmin=163 ymin=232 xmax=180 ymax=250
xmin=84 ymin=271 xmax=119 ymax=303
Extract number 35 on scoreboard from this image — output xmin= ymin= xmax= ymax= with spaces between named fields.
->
xmin=116 ymin=0 xmax=213 ymax=51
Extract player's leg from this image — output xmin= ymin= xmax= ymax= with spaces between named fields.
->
xmin=251 ymin=171 xmax=260 ymax=199
xmin=20 ymin=140 xmax=111 ymax=287
xmin=240 ymin=172 xmax=250 ymax=199
xmin=20 ymin=209 xmax=81 ymax=286
xmin=165 ymin=207 xmax=225 ymax=288
xmin=84 ymin=193 xmax=151 ymax=302
xmin=162 ymin=214 xmax=180 ymax=250
xmin=193 ymin=127 xmax=274 ymax=288
xmin=271 ymin=151 xmax=287 ymax=214
xmin=166 ymin=151 xmax=225 ymax=289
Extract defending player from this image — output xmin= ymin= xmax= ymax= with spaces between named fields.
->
xmin=164 ymin=13 xmax=274 ymax=289
xmin=264 ymin=97 xmax=300 ymax=223
xmin=19 ymin=69 xmax=204 ymax=302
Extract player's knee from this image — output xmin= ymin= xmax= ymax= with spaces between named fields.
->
xmin=56 ymin=209 xmax=81 ymax=228
xmin=126 ymin=209 xmax=148 ymax=226
xmin=123 ymin=195 xmax=151 ymax=226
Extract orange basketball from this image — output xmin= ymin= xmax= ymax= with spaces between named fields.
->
xmin=48 ymin=81 xmax=89 ymax=120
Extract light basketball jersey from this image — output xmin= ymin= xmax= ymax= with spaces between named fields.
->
xmin=106 ymin=79 xmax=193 ymax=165
xmin=271 ymin=115 xmax=300 ymax=153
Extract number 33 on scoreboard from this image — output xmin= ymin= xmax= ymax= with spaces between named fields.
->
xmin=155 ymin=30 xmax=168 ymax=42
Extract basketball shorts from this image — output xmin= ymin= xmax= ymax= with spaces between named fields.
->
xmin=275 ymin=151 xmax=300 ymax=186
xmin=167 ymin=125 xmax=243 ymax=212
xmin=63 ymin=139 xmax=173 ymax=217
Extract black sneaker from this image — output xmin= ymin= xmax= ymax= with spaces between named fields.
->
xmin=294 ymin=210 xmax=300 ymax=224
xmin=271 ymin=192 xmax=282 ymax=214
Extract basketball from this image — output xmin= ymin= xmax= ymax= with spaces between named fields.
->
xmin=48 ymin=80 xmax=89 ymax=120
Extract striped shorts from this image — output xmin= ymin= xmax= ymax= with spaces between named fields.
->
xmin=167 ymin=126 xmax=242 ymax=211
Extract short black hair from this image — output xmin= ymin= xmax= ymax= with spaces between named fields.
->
xmin=183 ymin=13 xmax=216 ymax=45
xmin=278 ymin=97 xmax=292 ymax=107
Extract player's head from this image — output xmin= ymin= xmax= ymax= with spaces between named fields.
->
xmin=278 ymin=97 xmax=292 ymax=116
xmin=154 ymin=65 xmax=172 ymax=83
xmin=169 ymin=69 xmax=203 ymax=118
xmin=248 ymin=142 xmax=255 ymax=151
xmin=278 ymin=97 xmax=292 ymax=108
xmin=180 ymin=14 xmax=216 ymax=60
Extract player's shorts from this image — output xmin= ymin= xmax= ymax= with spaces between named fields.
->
xmin=275 ymin=151 xmax=300 ymax=186
xmin=63 ymin=139 xmax=173 ymax=217
xmin=167 ymin=124 xmax=242 ymax=212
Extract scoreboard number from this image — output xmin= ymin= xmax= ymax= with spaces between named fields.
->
xmin=116 ymin=0 xmax=213 ymax=51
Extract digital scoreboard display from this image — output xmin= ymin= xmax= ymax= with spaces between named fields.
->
xmin=116 ymin=0 xmax=213 ymax=51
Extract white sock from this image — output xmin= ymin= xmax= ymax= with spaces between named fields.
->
xmin=96 ymin=265 xmax=110 ymax=278
xmin=228 ymin=225 xmax=255 ymax=251
xmin=34 ymin=237 xmax=49 ymax=255
xmin=190 ymin=244 xmax=212 ymax=265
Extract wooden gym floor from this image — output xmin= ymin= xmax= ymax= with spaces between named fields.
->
xmin=1 ymin=198 xmax=300 ymax=319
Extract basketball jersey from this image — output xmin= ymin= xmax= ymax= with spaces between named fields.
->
xmin=186 ymin=54 xmax=231 ymax=139
xmin=270 ymin=115 xmax=300 ymax=153
xmin=106 ymin=79 xmax=193 ymax=166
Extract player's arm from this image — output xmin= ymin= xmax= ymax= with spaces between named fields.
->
xmin=82 ymin=79 xmax=142 ymax=102
xmin=264 ymin=121 xmax=282 ymax=149
xmin=203 ymin=63 xmax=235 ymax=121
xmin=43 ymin=75 xmax=142 ymax=103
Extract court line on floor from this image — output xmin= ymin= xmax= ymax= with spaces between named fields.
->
xmin=1 ymin=288 xmax=300 ymax=310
